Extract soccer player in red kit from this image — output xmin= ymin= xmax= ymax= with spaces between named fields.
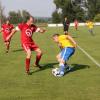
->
xmin=74 ymin=19 xmax=79 ymax=30
xmin=0 ymin=20 xmax=14 ymax=53
xmin=6 ymin=16 xmax=45 ymax=75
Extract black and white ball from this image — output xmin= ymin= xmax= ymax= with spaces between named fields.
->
xmin=52 ymin=68 xmax=60 ymax=76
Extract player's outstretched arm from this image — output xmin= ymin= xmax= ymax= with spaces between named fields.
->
xmin=6 ymin=29 xmax=17 ymax=41
xmin=39 ymin=29 xmax=46 ymax=33
xmin=67 ymin=35 xmax=77 ymax=47
xmin=36 ymin=27 xmax=46 ymax=33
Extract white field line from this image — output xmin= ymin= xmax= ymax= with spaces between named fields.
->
xmin=77 ymin=45 xmax=100 ymax=68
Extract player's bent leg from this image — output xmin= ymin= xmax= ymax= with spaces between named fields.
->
xmin=58 ymin=48 xmax=75 ymax=76
xmin=34 ymin=48 xmax=43 ymax=68
xmin=25 ymin=49 xmax=32 ymax=74
xmin=55 ymin=49 xmax=67 ymax=77
xmin=91 ymin=29 xmax=95 ymax=36
xmin=5 ymin=41 xmax=10 ymax=53
xmin=63 ymin=47 xmax=75 ymax=71
xmin=55 ymin=60 xmax=65 ymax=77
xmin=56 ymin=53 xmax=61 ymax=62
xmin=76 ymin=27 xmax=77 ymax=30
xmin=26 ymin=49 xmax=32 ymax=58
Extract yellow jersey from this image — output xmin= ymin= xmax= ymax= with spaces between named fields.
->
xmin=58 ymin=35 xmax=75 ymax=48
xmin=87 ymin=22 xmax=94 ymax=29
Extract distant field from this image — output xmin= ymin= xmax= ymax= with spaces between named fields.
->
xmin=0 ymin=26 xmax=100 ymax=100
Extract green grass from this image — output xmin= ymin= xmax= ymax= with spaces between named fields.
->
xmin=0 ymin=26 xmax=100 ymax=100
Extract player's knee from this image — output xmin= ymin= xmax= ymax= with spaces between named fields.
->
xmin=26 ymin=50 xmax=31 ymax=58
xmin=36 ymin=49 xmax=43 ymax=55
xmin=39 ymin=50 xmax=43 ymax=56
xmin=56 ymin=55 xmax=59 ymax=59
xmin=60 ymin=59 xmax=65 ymax=64
xmin=56 ymin=54 xmax=60 ymax=59
xmin=6 ymin=42 xmax=9 ymax=45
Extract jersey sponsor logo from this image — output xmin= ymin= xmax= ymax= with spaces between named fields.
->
xmin=5 ymin=28 xmax=10 ymax=33
xmin=25 ymin=29 xmax=32 ymax=37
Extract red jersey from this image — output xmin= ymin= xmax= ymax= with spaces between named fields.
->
xmin=2 ymin=24 xmax=14 ymax=37
xmin=74 ymin=20 xmax=78 ymax=26
xmin=17 ymin=23 xmax=38 ymax=44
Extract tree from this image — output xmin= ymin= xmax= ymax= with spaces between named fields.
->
xmin=52 ymin=10 xmax=61 ymax=23
xmin=88 ymin=0 xmax=100 ymax=19
xmin=72 ymin=5 xmax=85 ymax=21
xmin=52 ymin=0 xmax=85 ymax=22
xmin=8 ymin=11 xmax=20 ymax=24
xmin=0 ymin=1 xmax=6 ymax=26
xmin=17 ymin=10 xmax=23 ymax=23
xmin=94 ymin=13 xmax=100 ymax=22
xmin=52 ymin=0 xmax=100 ymax=22
xmin=8 ymin=10 xmax=31 ymax=24
xmin=22 ymin=10 xmax=31 ymax=22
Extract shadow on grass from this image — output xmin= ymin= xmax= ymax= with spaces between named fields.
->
xmin=64 ymin=64 xmax=90 ymax=75
xmin=12 ymin=49 xmax=23 ymax=52
xmin=30 ymin=62 xmax=58 ymax=75
xmin=71 ymin=64 xmax=90 ymax=71
xmin=29 ymin=63 xmax=90 ymax=75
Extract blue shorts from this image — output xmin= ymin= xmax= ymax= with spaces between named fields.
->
xmin=61 ymin=47 xmax=75 ymax=61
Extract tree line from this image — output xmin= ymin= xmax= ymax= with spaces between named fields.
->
xmin=52 ymin=0 xmax=100 ymax=23
xmin=0 ymin=0 xmax=100 ymax=25
xmin=0 ymin=9 xmax=51 ymax=25
xmin=0 ymin=1 xmax=51 ymax=25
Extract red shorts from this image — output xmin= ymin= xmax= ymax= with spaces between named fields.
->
xmin=3 ymin=34 xmax=10 ymax=42
xmin=22 ymin=42 xmax=39 ymax=52
xmin=75 ymin=25 xmax=78 ymax=28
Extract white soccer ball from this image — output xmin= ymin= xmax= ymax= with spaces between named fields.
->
xmin=52 ymin=68 xmax=60 ymax=76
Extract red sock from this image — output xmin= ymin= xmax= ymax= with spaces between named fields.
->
xmin=35 ymin=54 xmax=42 ymax=65
xmin=26 ymin=58 xmax=30 ymax=72
xmin=7 ymin=45 xmax=9 ymax=51
xmin=5 ymin=44 xmax=9 ymax=51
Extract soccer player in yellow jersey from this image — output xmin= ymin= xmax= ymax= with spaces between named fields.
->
xmin=86 ymin=20 xmax=95 ymax=36
xmin=52 ymin=34 xmax=77 ymax=77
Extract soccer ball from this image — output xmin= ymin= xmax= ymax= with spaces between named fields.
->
xmin=52 ymin=68 xmax=60 ymax=76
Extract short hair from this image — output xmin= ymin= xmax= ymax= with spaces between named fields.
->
xmin=52 ymin=34 xmax=59 ymax=37
xmin=65 ymin=16 xmax=67 ymax=18
xmin=6 ymin=18 xmax=10 ymax=21
xmin=24 ymin=16 xmax=34 ymax=23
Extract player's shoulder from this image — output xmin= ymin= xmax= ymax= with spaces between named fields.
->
xmin=15 ymin=23 xmax=23 ymax=31
xmin=59 ymin=34 xmax=67 ymax=37
xmin=59 ymin=35 xmax=67 ymax=39
xmin=31 ymin=24 xmax=37 ymax=28
xmin=2 ymin=24 xmax=6 ymax=27
xmin=10 ymin=24 xmax=14 ymax=26
xmin=18 ymin=23 xmax=26 ymax=29
xmin=9 ymin=24 xmax=14 ymax=28
xmin=18 ymin=23 xmax=25 ymax=26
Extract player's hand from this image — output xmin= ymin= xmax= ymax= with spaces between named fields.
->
xmin=40 ymin=29 xmax=46 ymax=33
xmin=74 ymin=44 xmax=77 ymax=48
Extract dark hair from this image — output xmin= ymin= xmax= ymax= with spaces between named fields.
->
xmin=5 ymin=18 xmax=10 ymax=22
xmin=24 ymin=16 xmax=34 ymax=23
xmin=52 ymin=34 xmax=59 ymax=37
xmin=6 ymin=18 xmax=10 ymax=21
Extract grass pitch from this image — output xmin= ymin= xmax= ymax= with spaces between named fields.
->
xmin=0 ymin=26 xmax=100 ymax=100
